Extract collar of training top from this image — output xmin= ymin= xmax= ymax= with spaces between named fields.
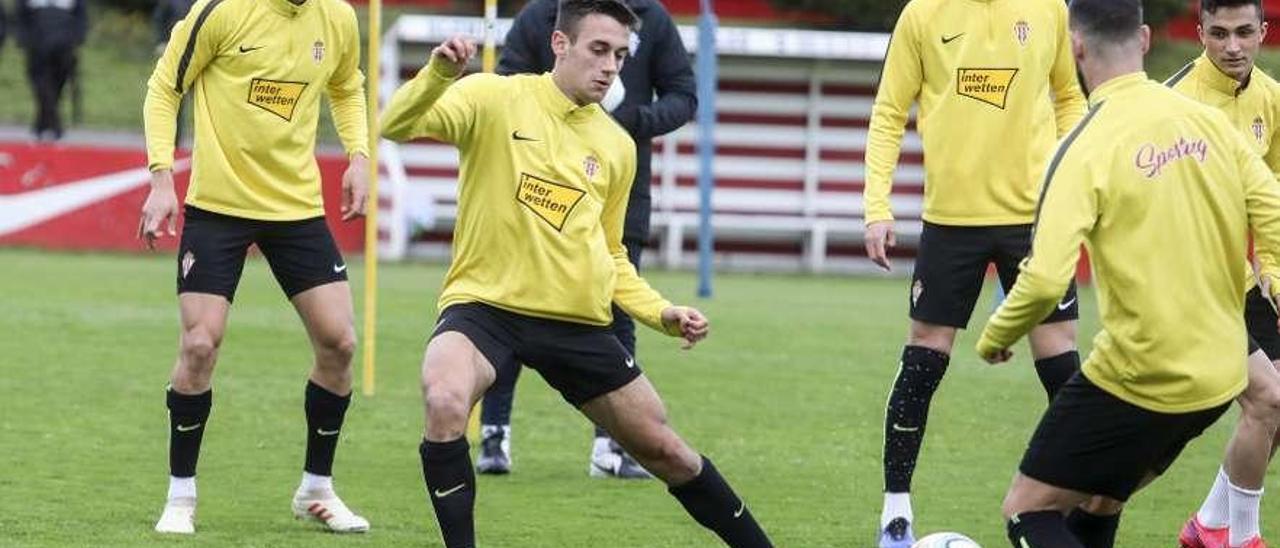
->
xmin=1088 ymin=71 xmax=1148 ymax=108
xmin=537 ymin=73 xmax=601 ymax=121
xmin=1195 ymin=53 xmax=1254 ymax=97
xmin=267 ymin=0 xmax=311 ymax=18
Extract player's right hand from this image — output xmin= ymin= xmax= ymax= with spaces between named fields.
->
xmin=431 ymin=36 xmax=477 ymax=78
xmin=138 ymin=170 xmax=179 ymax=250
xmin=864 ymin=220 xmax=896 ymax=272
xmin=661 ymin=306 xmax=710 ymax=350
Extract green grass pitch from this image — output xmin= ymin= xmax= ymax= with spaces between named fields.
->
xmin=0 ymin=249 xmax=1267 ymax=546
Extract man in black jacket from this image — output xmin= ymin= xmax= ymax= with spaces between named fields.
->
xmin=1 ymin=3 xmax=7 ymax=55
xmin=477 ymin=0 xmax=697 ymax=479
xmin=152 ymin=0 xmax=195 ymax=49
xmin=16 ymin=0 xmax=87 ymax=142
xmin=151 ymin=0 xmax=195 ymax=145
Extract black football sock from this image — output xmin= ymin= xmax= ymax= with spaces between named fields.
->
xmin=669 ymin=457 xmax=773 ymax=547
xmin=1007 ymin=511 xmax=1085 ymax=548
xmin=1035 ymin=351 xmax=1080 ymax=402
xmin=884 ymin=345 xmax=949 ymax=493
xmin=167 ymin=387 xmax=212 ymax=478
xmin=1065 ymin=508 xmax=1120 ymax=548
xmin=420 ymin=437 xmax=476 ymax=548
xmin=304 ymin=380 xmax=350 ymax=477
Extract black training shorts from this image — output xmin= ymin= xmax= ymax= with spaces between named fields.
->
xmin=909 ymin=222 xmax=1079 ymax=328
xmin=1019 ymin=374 xmax=1229 ymax=501
xmin=177 ymin=206 xmax=348 ymax=301
xmin=432 ymin=302 xmax=641 ymax=406
xmin=1245 ymin=286 xmax=1280 ymax=358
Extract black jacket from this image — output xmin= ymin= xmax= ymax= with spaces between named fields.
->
xmin=153 ymin=0 xmax=196 ymax=45
xmin=498 ymin=0 xmax=697 ymax=244
xmin=15 ymin=0 xmax=87 ymax=52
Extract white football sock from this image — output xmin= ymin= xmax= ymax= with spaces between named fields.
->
xmin=1228 ymin=481 xmax=1263 ymax=546
xmin=1197 ymin=466 xmax=1231 ymax=529
xmin=299 ymin=471 xmax=333 ymax=494
xmin=881 ymin=492 xmax=913 ymax=528
xmin=167 ymin=476 xmax=196 ymax=501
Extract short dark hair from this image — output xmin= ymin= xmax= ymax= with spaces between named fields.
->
xmin=1201 ymin=0 xmax=1264 ymax=17
xmin=555 ymin=0 xmax=641 ymax=39
xmin=1068 ymin=0 xmax=1143 ymax=43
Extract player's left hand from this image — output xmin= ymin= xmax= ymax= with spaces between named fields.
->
xmin=661 ymin=306 xmax=709 ymax=350
xmin=342 ymin=153 xmax=369 ymax=221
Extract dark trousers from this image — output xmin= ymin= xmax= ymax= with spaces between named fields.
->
xmin=480 ymin=238 xmax=644 ymax=427
xmin=25 ymin=45 xmax=76 ymax=140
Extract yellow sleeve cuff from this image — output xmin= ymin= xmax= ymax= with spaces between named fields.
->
xmin=975 ymin=331 xmax=1004 ymax=359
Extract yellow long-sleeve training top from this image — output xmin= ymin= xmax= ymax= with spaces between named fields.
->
xmin=144 ymin=0 xmax=369 ymax=221
xmin=863 ymin=0 xmax=1086 ymax=226
xmin=380 ymin=60 xmax=678 ymax=334
xmin=978 ymin=73 xmax=1280 ymax=413
xmin=1169 ymin=54 xmax=1280 ymax=293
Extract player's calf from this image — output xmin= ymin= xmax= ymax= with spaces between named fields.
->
xmin=420 ymin=437 xmax=476 ymax=548
xmin=669 ymin=456 xmax=774 ymax=547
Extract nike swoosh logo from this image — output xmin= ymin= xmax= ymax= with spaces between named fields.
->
xmin=942 ymin=33 xmax=965 ymax=44
xmin=511 ymin=130 xmax=539 ymax=142
xmin=891 ymin=423 xmax=920 ymax=432
xmin=316 ymin=428 xmax=340 ymax=436
xmin=733 ymin=502 xmax=745 ymax=518
xmin=1058 ymin=297 xmax=1077 ymax=311
xmin=176 ymin=423 xmax=202 ymax=432
xmin=333 ymin=263 xmax=347 ymax=273
xmin=239 ymin=45 xmax=265 ymax=53
xmin=433 ymin=483 xmax=466 ymax=498
xmin=0 ymin=160 xmax=191 ymax=237
xmin=625 ymin=357 xmax=635 ymax=368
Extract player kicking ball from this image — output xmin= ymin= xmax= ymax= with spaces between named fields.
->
xmin=378 ymin=1 xmax=773 ymax=546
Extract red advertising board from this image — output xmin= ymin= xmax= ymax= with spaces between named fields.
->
xmin=0 ymin=142 xmax=365 ymax=253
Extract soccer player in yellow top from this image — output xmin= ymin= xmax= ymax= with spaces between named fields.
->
xmin=1169 ymin=3 xmax=1280 ymax=547
xmin=379 ymin=2 xmax=772 ymax=546
xmin=136 ymin=0 xmax=371 ymax=535
xmin=862 ymin=0 xmax=1087 ymax=544
xmin=976 ymin=1 xmax=1280 ymax=545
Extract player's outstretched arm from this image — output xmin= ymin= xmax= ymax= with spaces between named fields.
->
xmin=661 ymin=306 xmax=710 ymax=350
xmin=380 ymin=36 xmax=477 ymax=143
xmin=138 ymin=169 xmax=179 ymax=250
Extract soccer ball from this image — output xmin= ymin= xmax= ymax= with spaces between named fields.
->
xmin=912 ymin=532 xmax=981 ymax=548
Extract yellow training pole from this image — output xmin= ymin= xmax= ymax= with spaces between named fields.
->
xmin=468 ymin=0 xmax=500 ymax=441
xmin=483 ymin=0 xmax=498 ymax=72
xmin=361 ymin=0 xmax=383 ymax=397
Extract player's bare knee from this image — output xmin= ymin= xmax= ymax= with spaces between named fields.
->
xmin=1079 ymin=495 xmax=1123 ymax=516
xmin=648 ymin=429 xmax=697 ymax=473
xmin=907 ymin=321 xmax=955 ymax=353
xmin=317 ymin=328 xmax=357 ymax=367
xmin=1243 ymin=382 xmax=1280 ymax=423
xmin=422 ymin=383 xmax=471 ymax=429
xmin=1000 ymin=491 xmax=1023 ymax=520
xmin=180 ymin=328 xmax=221 ymax=367
xmin=1028 ymin=321 xmax=1077 ymax=358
